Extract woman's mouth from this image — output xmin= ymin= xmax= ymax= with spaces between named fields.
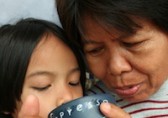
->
xmin=114 ymin=84 xmax=140 ymax=97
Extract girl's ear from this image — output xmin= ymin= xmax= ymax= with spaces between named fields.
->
xmin=0 ymin=112 xmax=12 ymax=118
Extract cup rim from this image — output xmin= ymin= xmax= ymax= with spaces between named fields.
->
xmin=49 ymin=93 xmax=115 ymax=113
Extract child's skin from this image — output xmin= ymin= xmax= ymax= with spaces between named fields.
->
xmin=15 ymin=33 xmax=83 ymax=118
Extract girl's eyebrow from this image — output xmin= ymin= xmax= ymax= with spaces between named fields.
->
xmin=27 ymin=67 xmax=80 ymax=79
xmin=26 ymin=71 xmax=54 ymax=79
xmin=68 ymin=67 xmax=80 ymax=75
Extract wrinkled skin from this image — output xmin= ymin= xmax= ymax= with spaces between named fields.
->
xmin=82 ymin=17 xmax=168 ymax=117
xmin=83 ymin=17 xmax=168 ymax=102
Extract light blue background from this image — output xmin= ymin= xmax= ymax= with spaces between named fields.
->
xmin=0 ymin=0 xmax=61 ymax=26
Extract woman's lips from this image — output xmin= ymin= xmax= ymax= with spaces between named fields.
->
xmin=114 ymin=84 xmax=140 ymax=97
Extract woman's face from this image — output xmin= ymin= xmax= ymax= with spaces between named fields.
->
xmin=83 ymin=17 xmax=168 ymax=102
xmin=15 ymin=34 xmax=83 ymax=118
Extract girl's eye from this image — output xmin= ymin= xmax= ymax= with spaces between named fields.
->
xmin=69 ymin=81 xmax=80 ymax=86
xmin=85 ymin=47 xmax=104 ymax=56
xmin=31 ymin=85 xmax=51 ymax=91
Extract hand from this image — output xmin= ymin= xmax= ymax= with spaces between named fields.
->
xmin=18 ymin=95 xmax=42 ymax=118
xmin=100 ymin=103 xmax=131 ymax=118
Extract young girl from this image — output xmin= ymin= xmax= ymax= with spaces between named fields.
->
xmin=0 ymin=18 xmax=86 ymax=118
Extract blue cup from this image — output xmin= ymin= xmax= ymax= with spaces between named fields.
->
xmin=48 ymin=93 xmax=116 ymax=118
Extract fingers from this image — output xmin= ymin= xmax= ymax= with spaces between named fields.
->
xmin=100 ymin=103 xmax=131 ymax=118
xmin=18 ymin=95 xmax=41 ymax=118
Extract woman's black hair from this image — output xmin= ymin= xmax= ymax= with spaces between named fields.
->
xmin=57 ymin=0 xmax=168 ymax=47
xmin=0 ymin=18 xmax=86 ymax=116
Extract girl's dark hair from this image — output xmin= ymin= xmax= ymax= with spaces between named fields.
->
xmin=0 ymin=18 xmax=86 ymax=116
xmin=57 ymin=0 xmax=168 ymax=47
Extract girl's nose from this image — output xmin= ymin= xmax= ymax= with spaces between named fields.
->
xmin=57 ymin=87 xmax=74 ymax=106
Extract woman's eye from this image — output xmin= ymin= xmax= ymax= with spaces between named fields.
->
xmin=85 ymin=47 xmax=104 ymax=56
xmin=31 ymin=85 xmax=51 ymax=91
xmin=122 ymin=41 xmax=143 ymax=48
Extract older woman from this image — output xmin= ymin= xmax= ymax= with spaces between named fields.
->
xmin=57 ymin=0 xmax=168 ymax=117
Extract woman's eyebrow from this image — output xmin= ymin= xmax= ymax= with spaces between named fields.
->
xmin=83 ymin=39 xmax=103 ymax=44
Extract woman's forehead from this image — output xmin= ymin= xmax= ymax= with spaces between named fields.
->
xmin=81 ymin=15 xmax=143 ymax=37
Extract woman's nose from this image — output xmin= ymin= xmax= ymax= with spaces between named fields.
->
xmin=108 ymin=50 xmax=132 ymax=75
xmin=57 ymin=87 xmax=74 ymax=106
